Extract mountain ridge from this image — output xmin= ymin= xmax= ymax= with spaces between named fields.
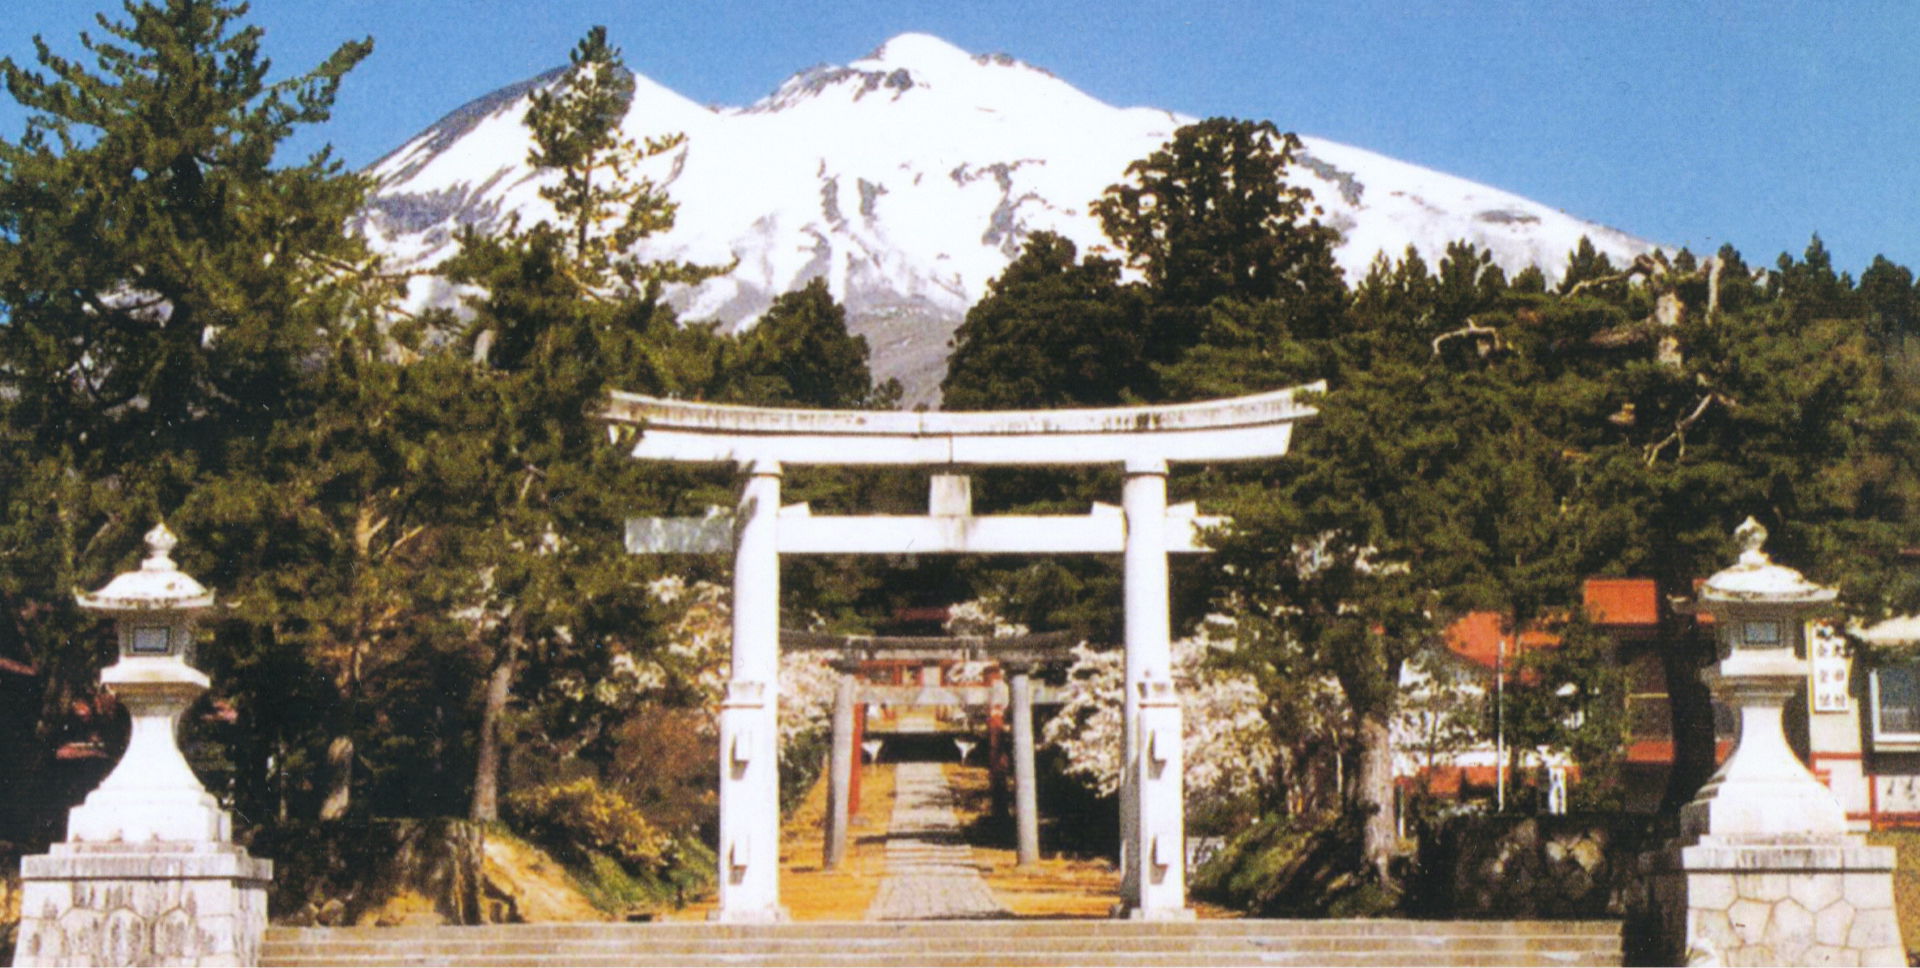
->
xmin=359 ymin=32 xmax=1656 ymax=407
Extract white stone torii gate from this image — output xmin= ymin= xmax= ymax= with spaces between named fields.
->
xmin=605 ymin=385 xmax=1319 ymax=922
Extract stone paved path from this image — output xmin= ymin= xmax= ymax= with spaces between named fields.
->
xmin=864 ymin=762 xmax=1007 ymax=921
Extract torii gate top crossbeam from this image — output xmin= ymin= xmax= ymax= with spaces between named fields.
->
xmin=604 ymin=384 xmax=1322 ymax=466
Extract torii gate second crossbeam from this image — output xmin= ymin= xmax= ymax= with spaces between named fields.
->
xmin=604 ymin=385 xmax=1319 ymax=922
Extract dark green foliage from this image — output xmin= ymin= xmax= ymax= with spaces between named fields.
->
xmin=1504 ymin=621 xmax=1630 ymax=812
xmin=0 ymin=0 xmax=370 ymax=464
xmin=942 ymin=118 xmax=1343 ymax=640
xmin=0 ymin=0 xmax=375 ymax=840
xmin=730 ymin=278 xmax=895 ymax=408
xmin=942 ymin=232 xmax=1148 ymax=409
xmin=1091 ymin=118 xmax=1343 ymax=317
xmin=1858 ymin=256 xmax=1920 ymax=344
xmin=1092 ymin=117 xmax=1344 ymax=388
xmin=1557 ymin=237 xmax=1616 ymax=294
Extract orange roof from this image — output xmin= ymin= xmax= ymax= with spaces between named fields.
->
xmin=1584 ymin=578 xmax=1659 ymax=627
xmin=1517 ymin=628 xmax=1561 ymax=650
xmin=1444 ymin=611 xmax=1507 ymax=669
xmin=1443 ymin=611 xmax=1564 ymax=669
xmin=1624 ymin=738 xmax=1734 ymax=765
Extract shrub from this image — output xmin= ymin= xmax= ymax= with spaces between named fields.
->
xmin=507 ymin=777 xmax=673 ymax=876
xmin=1191 ymin=809 xmax=1401 ymax=918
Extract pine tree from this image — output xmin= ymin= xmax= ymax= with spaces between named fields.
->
xmin=0 ymin=0 xmax=372 ymax=835
xmin=731 ymin=278 xmax=895 ymax=408
xmin=520 ymin=25 xmax=712 ymax=300
xmin=1091 ymin=118 xmax=1342 ymax=314
xmin=0 ymin=0 xmax=370 ymax=465
xmin=1091 ymin=118 xmax=1344 ymax=375
xmin=432 ymin=27 xmax=764 ymax=823
xmin=942 ymin=232 xmax=1149 ymax=409
xmin=1858 ymin=256 xmax=1919 ymax=345
xmin=1557 ymin=237 xmax=1616 ymax=294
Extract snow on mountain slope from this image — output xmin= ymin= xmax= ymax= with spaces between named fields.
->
xmin=360 ymin=33 xmax=1655 ymax=407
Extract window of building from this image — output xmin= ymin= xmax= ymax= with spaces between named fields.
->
xmin=1870 ymin=664 xmax=1920 ymax=748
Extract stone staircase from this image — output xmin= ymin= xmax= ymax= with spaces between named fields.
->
xmin=262 ymin=919 xmax=1624 ymax=966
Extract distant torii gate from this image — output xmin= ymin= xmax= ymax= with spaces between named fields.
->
xmin=605 ymin=385 xmax=1319 ymax=922
xmin=780 ymin=629 xmax=1080 ymax=872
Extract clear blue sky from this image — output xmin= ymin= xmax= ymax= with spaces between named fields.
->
xmin=5 ymin=1 xmax=1917 ymax=276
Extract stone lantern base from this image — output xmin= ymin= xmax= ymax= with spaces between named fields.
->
xmin=1644 ymin=835 xmax=1903 ymax=966
xmin=13 ymin=842 xmax=271 ymax=967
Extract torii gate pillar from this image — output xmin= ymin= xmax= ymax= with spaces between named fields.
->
xmin=1120 ymin=458 xmax=1190 ymax=919
xmin=715 ymin=460 xmax=785 ymax=922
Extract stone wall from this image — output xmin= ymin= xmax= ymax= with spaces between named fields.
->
xmin=1411 ymin=814 xmax=1669 ymax=920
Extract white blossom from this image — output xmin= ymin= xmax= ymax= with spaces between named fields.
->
xmin=1041 ymin=621 xmax=1277 ymax=809
xmin=641 ymin=574 xmax=838 ymax=759
xmin=945 ymin=597 xmax=1030 ymax=638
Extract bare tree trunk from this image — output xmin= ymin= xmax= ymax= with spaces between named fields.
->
xmin=470 ymin=640 xmax=520 ymax=823
xmin=320 ymin=652 xmax=362 ymax=821
xmin=319 ymin=735 xmax=354 ymax=820
xmin=1353 ymin=709 xmax=1396 ymax=883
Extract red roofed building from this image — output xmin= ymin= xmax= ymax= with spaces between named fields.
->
xmin=1400 ymin=577 xmax=1732 ymax=813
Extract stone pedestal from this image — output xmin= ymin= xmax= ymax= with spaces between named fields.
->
xmin=15 ymin=844 xmax=271 ymax=967
xmin=1648 ymin=839 xmax=1902 ymax=967
xmin=1647 ymin=659 xmax=1906 ymax=966
xmin=12 ymin=664 xmax=274 ymax=967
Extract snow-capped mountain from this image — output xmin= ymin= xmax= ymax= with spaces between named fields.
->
xmin=361 ymin=33 xmax=1655 ymax=407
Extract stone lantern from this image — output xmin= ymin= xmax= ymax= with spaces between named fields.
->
xmin=1649 ymin=517 xmax=1903 ymax=967
xmin=13 ymin=523 xmax=271 ymax=967
xmin=1682 ymin=516 xmax=1844 ymax=840
xmin=67 ymin=523 xmax=225 ymax=844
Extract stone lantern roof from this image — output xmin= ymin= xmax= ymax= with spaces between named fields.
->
xmin=1698 ymin=517 xmax=1837 ymax=606
xmin=75 ymin=523 xmax=214 ymax=613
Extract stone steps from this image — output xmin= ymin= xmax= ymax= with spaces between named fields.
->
xmin=262 ymin=920 xmax=1624 ymax=967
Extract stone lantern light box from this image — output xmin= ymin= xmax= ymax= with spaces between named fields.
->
xmin=1701 ymin=517 xmax=1835 ymax=662
xmin=81 ymin=522 xmax=215 ymax=665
